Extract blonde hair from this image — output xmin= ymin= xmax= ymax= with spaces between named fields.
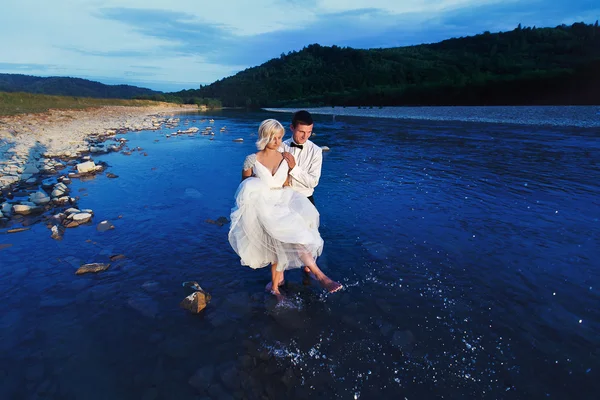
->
xmin=256 ymin=119 xmax=285 ymax=150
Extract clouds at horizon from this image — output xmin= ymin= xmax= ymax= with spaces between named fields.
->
xmin=0 ymin=0 xmax=597 ymax=91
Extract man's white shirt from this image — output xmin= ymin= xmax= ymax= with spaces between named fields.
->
xmin=280 ymin=139 xmax=323 ymax=197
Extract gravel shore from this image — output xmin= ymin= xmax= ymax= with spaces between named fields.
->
xmin=0 ymin=103 xmax=197 ymax=189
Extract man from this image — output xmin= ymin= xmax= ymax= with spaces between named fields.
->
xmin=280 ymin=110 xmax=326 ymax=282
xmin=280 ymin=110 xmax=322 ymax=206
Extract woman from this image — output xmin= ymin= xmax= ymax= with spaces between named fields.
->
xmin=228 ymin=119 xmax=342 ymax=298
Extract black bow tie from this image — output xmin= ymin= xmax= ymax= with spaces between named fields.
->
xmin=290 ymin=142 xmax=303 ymax=150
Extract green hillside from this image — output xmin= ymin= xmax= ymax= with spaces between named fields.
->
xmin=178 ymin=22 xmax=600 ymax=107
xmin=0 ymin=74 xmax=158 ymax=99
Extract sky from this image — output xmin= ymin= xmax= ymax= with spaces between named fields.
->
xmin=0 ymin=0 xmax=598 ymax=92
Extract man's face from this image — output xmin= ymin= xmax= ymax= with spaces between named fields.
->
xmin=290 ymin=123 xmax=313 ymax=145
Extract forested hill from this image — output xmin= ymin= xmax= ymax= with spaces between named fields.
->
xmin=0 ymin=74 xmax=158 ymax=99
xmin=180 ymin=22 xmax=600 ymax=107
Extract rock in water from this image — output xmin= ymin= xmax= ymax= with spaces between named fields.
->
xmin=96 ymin=220 xmax=115 ymax=232
xmin=76 ymin=161 xmax=96 ymax=174
xmin=75 ymin=263 xmax=110 ymax=275
xmin=180 ymin=291 xmax=211 ymax=314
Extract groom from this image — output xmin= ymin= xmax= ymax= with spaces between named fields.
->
xmin=281 ymin=110 xmax=322 ymax=205
xmin=280 ymin=110 xmax=324 ymax=284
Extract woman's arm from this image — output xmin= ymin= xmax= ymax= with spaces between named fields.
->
xmin=241 ymin=168 xmax=253 ymax=182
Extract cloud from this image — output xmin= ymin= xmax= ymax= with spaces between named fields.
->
xmin=0 ymin=63 xmax=60 ymax=72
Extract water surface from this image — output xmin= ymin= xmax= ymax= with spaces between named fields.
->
xmin=1 ymin=108 xmax=598 ymax=399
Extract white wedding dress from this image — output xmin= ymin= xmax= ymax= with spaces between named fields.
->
xmin=228 ymin=153 xmax=323 ymax=271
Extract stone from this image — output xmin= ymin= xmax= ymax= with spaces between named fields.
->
xmin=72 ymin=212 xmax=92 ymax=224
xmin=96 ymin=220 xmax=114 ymax=232
xmin=180 ymin=291 xmax=210 ymax=314
xmin=1 ymin=202 xmax=12 ymax=215
xmin=29 ymin=192 xmax=51 ymax=205
xmin=22 ymin=165 xmax=40 ymax=174
xmin=50 ymin=225 xmax=63 ymax=240
xmin=13 ymin=204 xmax=32 ymax=215
xmin=76 ymin=161 xmax=96 ymax=174
xmin=205 ymin=216 xmax=229 ymax=227
xmin=75 ymin=263 xmax=110 ymax=275
xmin=106 ymin=172 xmax=119 ymax=179
xmin=109 ymin=254 xmax=126 ymax=262
xmin=64 ymin=219 xmax=80 ymax=228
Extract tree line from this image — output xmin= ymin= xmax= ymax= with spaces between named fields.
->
xmin=178 ymin=22 xmax=600 ymax=107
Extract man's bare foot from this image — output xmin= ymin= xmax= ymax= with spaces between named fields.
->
xmin=320 ymin=278 xmax=343 ymax=293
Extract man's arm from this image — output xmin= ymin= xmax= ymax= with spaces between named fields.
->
xmin=289 ymin=148 xmax=322 ymax=189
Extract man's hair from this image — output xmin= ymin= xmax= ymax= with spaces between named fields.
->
xmin=256 ymin=119 xmax=285 ymax=150
xmin=292 ymin=110 xmax=314 ymax=128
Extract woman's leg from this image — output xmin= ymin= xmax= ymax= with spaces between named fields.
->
xmin=266 ymin=262 xmax=285 ymax=295
xmin=299 ymin=253 xmax=343 ymax=293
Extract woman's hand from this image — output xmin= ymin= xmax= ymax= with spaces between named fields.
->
xmin=282 ymin=152 xmax=296 ymax=170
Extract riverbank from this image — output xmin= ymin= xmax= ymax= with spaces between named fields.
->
xmin=0 ymin=103 xmax=198 ymax=189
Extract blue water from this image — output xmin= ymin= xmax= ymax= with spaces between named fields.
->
xmin=1 ymin=109 xmax=599 ymax=399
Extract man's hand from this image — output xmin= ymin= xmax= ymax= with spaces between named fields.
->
xmin=282 ymin=152 xmax=296 ymax=169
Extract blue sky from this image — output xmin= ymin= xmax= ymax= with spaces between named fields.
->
xmin=0 ymin=0 xmax=598 ymax=92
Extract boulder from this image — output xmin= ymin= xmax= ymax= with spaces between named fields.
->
xmin=29 ymin=192 xmax=51 ymax=205
xmin=76 ymin=161 xmax=96 ymax=174
xmin=13 ymin=204 xmax=32 ymax=215
xmin=180 ymin=291 xmax=211 ymax=314
xmin=72 ymin=212 xmax=92 ymax=224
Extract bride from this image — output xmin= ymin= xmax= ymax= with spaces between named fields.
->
xmin=228 ymin=119 xmax=343 ymax=297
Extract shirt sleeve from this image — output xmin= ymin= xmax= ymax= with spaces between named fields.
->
xmin=289 ymin=146 xmax=322 ymax=189
xmin=243 ymin=154 xmax=256 ymax=171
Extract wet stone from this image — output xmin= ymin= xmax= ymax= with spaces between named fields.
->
xmin=109 ymin=254 xmax=126 ymax=262
xmin=96 ymin=220 xmax=115 ymax=232
xmin=75 ymin=263 xmax=110 ymax=275
xmin=180 ymin=291 xmax=211 ymax=314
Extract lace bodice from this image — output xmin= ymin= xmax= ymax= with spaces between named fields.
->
xmin=243 ymin=153 xmax=289 ymax=189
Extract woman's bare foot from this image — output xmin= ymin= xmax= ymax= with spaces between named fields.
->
xmin=269 ymin=288 xmax=286 ymax=302
xmin=265 ymin=280 xmax=285 ymax=292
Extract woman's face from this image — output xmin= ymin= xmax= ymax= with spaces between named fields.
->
xmin=266 ymin=131 xmax=283 ymax=150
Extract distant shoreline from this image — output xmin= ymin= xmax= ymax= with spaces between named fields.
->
xmin=264 ymin=105 xmax=600 ymax=128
